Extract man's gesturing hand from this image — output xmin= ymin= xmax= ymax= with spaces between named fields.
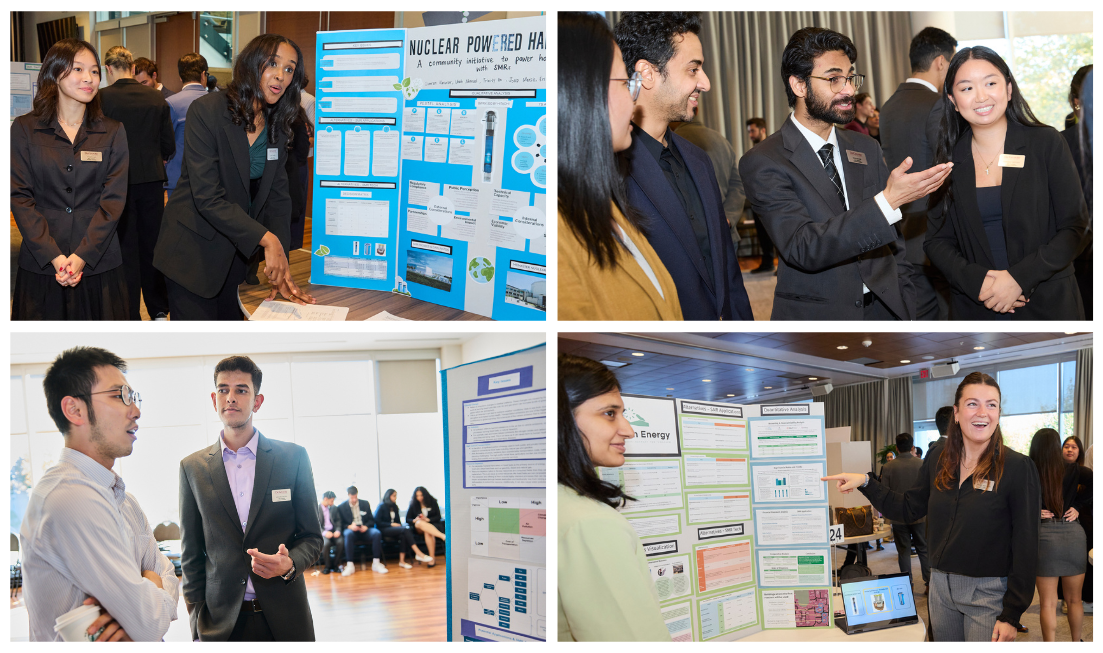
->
xmin=883 ymin=157 xmax=953 ymax=210
xmin=247 ymin=543 xmax=293 ymax=579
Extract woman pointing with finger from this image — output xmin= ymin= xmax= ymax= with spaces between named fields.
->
xmin=823 ymin=371 xmax=1039 ymax=642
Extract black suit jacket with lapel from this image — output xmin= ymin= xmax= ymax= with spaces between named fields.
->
xmin=739 ymin=115 xmax=915 ymax=320
xmin=98 ymin=78 xmax=175 ymax=184
xmin=880 ymin=82 xmax=944 ymax=266
xmin=924 ymin=120 xmax=1088 ymax=320
xmin=153 ymin=91 xmax=292 ymax=298
xmin=179 ymin=432 xmax=323 ymax=641
xmin=337 ymin=499 xmax=377 ymax=530
xmin=619 ymin=125 xmax=754 ymax=320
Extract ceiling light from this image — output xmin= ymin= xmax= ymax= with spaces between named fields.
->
xmin=631 ymin=352 xmax=645 ymax=357
xmin=745 ymin=368 xmax=755 ymax=372
xmin=1065 ymin=331 xmax=1077 ymax=335
xmin=808 ymin=377 xmax=818 ymax=380
xmin=727 ymin=394 xmax=735 ymax=397
xmin=974 ymin=346 xmax=985 ymax=350
xmin=922 ymin=355 xmax=934 ymax=360
xmin=702 ymin=379 xmax=712 ymax=383
xmin=666 ymin=387 xmax=674 ymax=390
xmin=837 ymin=345 xmax=848 ymax=350
xmin=765 ymin=386 xmax=773 ymax=389
xmin=900 ymin=360 xmax=911 ymax=364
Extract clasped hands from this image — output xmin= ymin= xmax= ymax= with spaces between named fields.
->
xmin=51 ymin=253 xmax=86 ymax=287
xmin=979 ymin=270 xmax=1027 ymax=314
xmin=247 ymin=542 xmax=294 ymax=579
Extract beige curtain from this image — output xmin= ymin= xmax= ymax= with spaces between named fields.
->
xmin=1074 ymin=348 xmax=1092 ymax=449
xmin=825 ymin=377 xmax=913 ymax=466
xmin=607 ymin=12 xmax=913 ymax=159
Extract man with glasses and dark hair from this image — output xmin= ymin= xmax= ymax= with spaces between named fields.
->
xmin=880 ymin=27 xmax=958 ymax=321
xmin=614 ymin=11 xmax=753 ymax=321
xmin=740 ymin=27 xmax=953 ymax=320
xmin=179 ymin=355 xmax=322 ymax=640
xmin=21 ymin=347 xmax=178 ymax=641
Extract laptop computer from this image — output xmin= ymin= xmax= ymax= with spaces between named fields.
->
xmin=835 ymin=572 xmax=919 ymax=635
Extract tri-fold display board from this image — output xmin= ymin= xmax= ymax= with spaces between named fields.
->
xmin=311 ymin=16 xmax=547 ymax=320
xmin=442 ymin=344 xmax=547 ymax=641
xmin=601 ymin=396 xmax=831 ymax=640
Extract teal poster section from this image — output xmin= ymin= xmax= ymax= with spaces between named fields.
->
xmin=311 ymin=17 xmax=546 ymax=320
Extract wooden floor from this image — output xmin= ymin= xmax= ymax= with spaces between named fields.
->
xmin=10 ymin=558 xmax=448 ymax=642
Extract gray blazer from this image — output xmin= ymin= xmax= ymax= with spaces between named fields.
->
xmin=879 ymin=452 xmax=926 ymax=525
xmin=739 ymin=115 xmax=915 ymax=320
xmin=179 ymin=432 xmax=322 ymax=641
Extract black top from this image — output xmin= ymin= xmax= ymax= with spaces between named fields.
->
xmin=976 ymin=186 xmax=1008 ymax=269
xmin=406 ymin=498 xmax=442 ymax=525
xmin=859 ymin=446 xmax=1039 ymax=627
xmin=374 ymin=501 xmax=403 ymax=527
xmin=1053 ymin=462 xmax=1093 ymax=515
xmin=635 ymin=125 xmax=715 ymax=285
xmin=98 ymin=78 xmax=175 ymax=184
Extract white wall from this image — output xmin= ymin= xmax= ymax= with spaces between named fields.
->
xmin=376 ymin=413 xmax=447 ymax=515
xmin=461 ymin=333 xmax=546 ymax=365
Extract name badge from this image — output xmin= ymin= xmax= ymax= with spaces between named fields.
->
xmin=973 ymin=479 xmax=995 ymax=492
xmin=267 ymin=147 xmax=279 ymax=161
xmin=998 ymin=154 xmax=1025 ymax=168
xmin=272 ymin=489 xmax=291 ymax=502
xmin=80 ymin=151 xmax=102 ymax=162
xmin=845 ymin=150 xmax=867 ymax=165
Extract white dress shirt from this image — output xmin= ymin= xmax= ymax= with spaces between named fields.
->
xmin=20 ymin=448 xmax=179 ymax=641
xmin=905 ymin=77 xmax=939 ymax=93
xmin=790 ymin=112 xmax=902 ymax=293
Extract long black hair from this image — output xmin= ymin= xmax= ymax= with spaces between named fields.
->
xmin=930 ymin=46 xmax=1046 ymax=209
xmin=558 ymin=353 xmax=634 ymax=508
xmin=32 ymin=39 xmax=104 ymax=126
xmin=411 ymin=486 xmax=439 ymax=510
xmin=1029 ymin=428 xmax=1067 ymax=516
xmin=381 ymin=488 xmax=398 ymax=505
xmin=558 ymin=12 xmax=643 ymax=269
xmin=225 ymin=33 xmax=307 ymax=143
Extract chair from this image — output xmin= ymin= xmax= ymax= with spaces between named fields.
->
xmin=153 ymin=521 xmax=180 ymax=541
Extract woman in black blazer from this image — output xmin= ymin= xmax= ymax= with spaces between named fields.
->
xmin=406 ymin=486 xmax=446 ymax=566
xmin=375 ymin=489 xmax=432 ymax=569
xmin=10 ymin=39 xmax=130 ymax=320
xmin=152 ymin=33 xmax=315 ymax=320
xmin=925 ymin=46 xmax=1088 ymax=320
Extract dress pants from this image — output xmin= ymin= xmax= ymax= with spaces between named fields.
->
xmin=322 ymin=533 xmax=343 ymax=570
xmin=344 ymin=527 xmax=382 ymax=562
xmin=228 ymin=610 xmax=274 ymax=641
xmin=890 ymin=522 xmax=930 ymax=584
xmin=165 ymin=252 xmax=249 ymax=320
xmin=379 ymin=525 xmax=416 ymax=556
xmin=928 ymin=570 xmax=1007 ymax=642
xmin=911 ymin=265 xmax=952 ymax=320
xmin=863 ymin=292 xmax=900 ymax=320
xmin=752 ymin=209 xmax=774 ymax=264
xmin=118 ymin=180 xmax=170 ymax=318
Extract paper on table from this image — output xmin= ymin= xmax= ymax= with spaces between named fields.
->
xmin=365 ymin=310 xmax=412 ymax=321
xmin=250 ymin=300 xmax=349 ymax=321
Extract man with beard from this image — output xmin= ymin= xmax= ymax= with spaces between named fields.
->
xmin=179 ymin=356 xmax=322 ymax=640
xmin=739 ymin=27 xmax=952 ymax=320
xmin=615 ymin=12 xmax=753 ymax=320
xmin=745 ymin=118 xmax=775 ymax=273
xmin=20 ymin=347 xmax=178 ymax=641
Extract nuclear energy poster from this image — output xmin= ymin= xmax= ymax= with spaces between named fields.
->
xmin=311 ymin=16 xmax=546 ymax=320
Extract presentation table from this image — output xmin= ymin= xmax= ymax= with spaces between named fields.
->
xmin=832 ymin=525 xmax=892 ymax=569
xmin=743 ymin=608 xmax=926 ymax=642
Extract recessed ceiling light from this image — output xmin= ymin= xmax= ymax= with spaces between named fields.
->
xmin=727 ymin=394 xmax=735 ymax=397
xmin=666 ymin=387 xmax=674 ymax=390
xmin=809 ymin=377 xmax=818 ymax=380
xmin=745 ymin=368 xmax=755 ymax=372
xmin=702 ymin=379 xmax=712 ymax=382
xmin=974 ymin=346 xmax=985 ymax=350
xmin=837 ymin=345 xmax=848 ymax=350
xmin=922 ymin=355 xmax=934 ymax=360
xmin=631 ymin=352 xmax=645 ymax=357
xmin=1065 ymin=331 xmax=1077 ymax=335
xmin=900 ymin=360 xmax=911 ymax=364
xmin=765 ymin=386 xmax=773 ymax=389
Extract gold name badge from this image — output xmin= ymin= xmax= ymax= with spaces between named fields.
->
xmin=80 ymin=151 xmax=102 ymax=162
xmin=998 ymin=154 xmax=1025 ymax=168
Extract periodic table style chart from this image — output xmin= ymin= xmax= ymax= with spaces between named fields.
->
xmin=310 ymin=16 xmax=546 ymax=320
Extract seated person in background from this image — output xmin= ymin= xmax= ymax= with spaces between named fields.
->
xmin=375 ymin=489 xmax=432 ymax=569
xmin=406 ymin=486 xmax=446 ymax=567
xmin=317 ymin=491 xmax=343 ymax=575
xmin=337 ymin=486 xmax=387 ymax=575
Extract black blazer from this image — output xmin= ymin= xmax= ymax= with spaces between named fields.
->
xmin=98 ymin=78 xmax=174 ymax=184
xmin=179 ymin=433 xmax=322 ymax=641
xmin=10 ymin=113 xmax=128 ymax=276
xmin=153 ymin=91 xmax=292 ymax=298
xmin=620 ymin=126 xmax=754 ymax=320
xmin=406 ymin=499 xmax=442 ymax=525
xmin=739 ymin=115 xmax=915 ymax=320
xmin=924 ymin=120 xmax=1088 ymax=320
xmin=374 ymin=502 xmax=404 ymax=527
xmin=879 ymin=82 xmax=944 ymax=267
xmin=337 ymin=499 xmax=376 ymax=530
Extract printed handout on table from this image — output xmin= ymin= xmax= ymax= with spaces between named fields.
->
xmin=648 ymin=554 xmax=692 ymax=602
xmin=598 ymin=460 xmax=683 ymax=514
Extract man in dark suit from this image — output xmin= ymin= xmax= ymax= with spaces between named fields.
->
xmin=881 ymin=433 xmax=931 ymax=593
xmin=740 ymin=27 xmax=952 ymax=320
xmin=337 ymin=487 xmax=388 ymax=575
xmin=179 ymin=356 xmax=322 ymax=641
xmin=614 ymin=12 xmax=753 ymax=321
xmin=745 ymin=117 xmax=775 ymax=273
xmin=100 ymin=46 xmax=175 ymax=320
xmin=134 ymin=57 xmax=176 ymax=99
xmin=880 ymin=27 xmax=957 ymax=320
xmin=317 ymin=491 xmax=344 ymax=574
xmin=924 ymin=405 xmax=954 ymax=462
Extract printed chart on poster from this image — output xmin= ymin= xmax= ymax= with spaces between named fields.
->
xmin=603 ymin=398 xmax=832 ymax=640
xmin=310 ymin=16 xmax=546 ymax=320
xmin=443 ymin=344 xmax=546 ymax=642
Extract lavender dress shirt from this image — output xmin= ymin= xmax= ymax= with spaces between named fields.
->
xmin=320 ymin=503 xmax=333 ymax=531
xmin=221 ymin=429 xmax=259 ymax=600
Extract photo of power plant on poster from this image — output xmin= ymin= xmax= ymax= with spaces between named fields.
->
xmin=309 ymin=15 xmax=546 ymax=320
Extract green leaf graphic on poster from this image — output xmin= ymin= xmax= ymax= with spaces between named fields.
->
xmin=393 ymin=83 xmax=403 ymax=90
xmin=402 ymin=77 xmax=410 ymax=87
xmin=314 ymin=245 xmax=330 ymax=256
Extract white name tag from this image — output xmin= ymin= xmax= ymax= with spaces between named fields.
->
xmin=272 ymin=489 xmax=291 ymax=502
xmin=80 ymin=151 xmax=102 ymax=162
xmin=998 ymin=154 xmax=1025 ymax=168
xmin=974 ymin=479 xmax=995 ymax=492
xmin=845 ymin=150 xmax=867 ymax=165
xmin=267 ymin=147 xmax=279 ymax=161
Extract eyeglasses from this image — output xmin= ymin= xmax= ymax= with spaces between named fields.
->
xmin=808 ymin=73 xmax=865 ymax=94
xmin=81 ymin=385 xmax=142 ymax=409
xmin=611 ymin=71 xmax=643 ymax=101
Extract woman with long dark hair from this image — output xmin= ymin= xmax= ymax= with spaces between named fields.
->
xmin=824 ymin=372 xmax=1039 ymax=641
xmin=375 ymin=489 xmax=431 ymax=569
xmin=558 ymin=354 xmax=670 ymax=641
xmin=153 ymin=33 xmax=315 ymax=319
xmin=924 ymin=46 xmax=1088 ymax=320
xmin=1029 ymin=428 xmax=1091 ymax=641
xmin=558 ymin=12 xmax=681 ymax=320
xmin=405 ymin=486 xmax=445 ymax=566
xmin=10 ymin=39 xmax=130 ymax=319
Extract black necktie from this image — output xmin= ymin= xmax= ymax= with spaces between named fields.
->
xmin=817 ymin=143 xmax=848 ymax=210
